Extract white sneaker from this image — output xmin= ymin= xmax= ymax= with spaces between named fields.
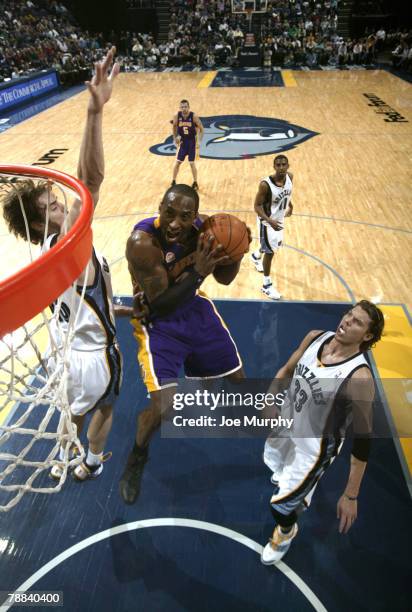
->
xmin=261 ymin=523 xmax=298 ymax=565
xmin=50 ymin=445 xmax=81 ymax=481
xmin=262 ymin=282 xmax=281 ymax=300
xmin=251 ymin=253 xmax=264 ymax=273
xmin=73 ymin=452 xmax=112 ymax=482
xmin=50 ymin=463 xmax=65 ymax=480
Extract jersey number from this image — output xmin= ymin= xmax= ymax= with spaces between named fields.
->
xmin=183 ymin=127 xmax=189 ymax=135
xmin=293 ymin=379 xmax=308 ymax=412
xmin=50 ymin=301 xmax=71 ymax=323
xmin=279 ymin=197 xmax=288 ymax=211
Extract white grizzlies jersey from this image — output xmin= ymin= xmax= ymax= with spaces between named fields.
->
xmin=261 ymin=173 xmax=293 ymax=225
xmin=285 ymin=331 xmax=370 ymax=457
xmin=42 ymin=234 xmax=116 ymax=350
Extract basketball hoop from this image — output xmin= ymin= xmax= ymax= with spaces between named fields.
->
xmin=0 ymin=165 xmax=93 ymax=511
xmin=0 ymin=165 xmax=93 ymax=337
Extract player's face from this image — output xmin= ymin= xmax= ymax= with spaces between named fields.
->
xmin=336 ymin=306 xmax=373 ymax=347
xmin=180 ymin=102 xmax=190 ymax=116
xmin=36 ymin=189 xmax=66 ymax=234
xmin=274 ymin=157 xmax=289 ymax=177
xmin=159 ymin=193 xmax=197 ymax=244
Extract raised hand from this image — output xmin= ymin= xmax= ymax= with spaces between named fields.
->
xmin=86 ymin=46 xmax=120 ymax=113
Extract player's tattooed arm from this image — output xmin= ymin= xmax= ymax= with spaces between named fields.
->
xmin=126 ymin=231 xmax=169 ymax=303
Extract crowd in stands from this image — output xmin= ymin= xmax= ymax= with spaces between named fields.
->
xmin=1 ymin=0 xmax=411 ymax=87
xmin=0 ymin=0 xmax=106 ymax=85
xmin=389 ymin=28 xmax=412 ymax=72
xmin=161 ymin=0 xmax=380 ymax=69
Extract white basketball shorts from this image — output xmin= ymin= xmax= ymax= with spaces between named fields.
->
xmin=47 ymin=344 xmax=122 ymax=416
xmin=258 ymin=219 xmax=284 ymax=254
xmin=264 ymin=436 xmax=340 ymax=515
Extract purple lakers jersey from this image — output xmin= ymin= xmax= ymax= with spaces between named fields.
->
xmin=177 ymin=111 xmax=196 ymax=140
xmin=133 ymin=216 xmax=203 ymax=285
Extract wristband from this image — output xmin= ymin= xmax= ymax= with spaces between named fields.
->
xmin=344 ymin=494 xmax=357 ymax=501
xmin=193 ymin=271 xmax=205 ymax=286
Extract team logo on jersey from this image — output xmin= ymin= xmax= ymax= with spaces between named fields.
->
xmin=150 ymin=115 xmax=318 ymax=160
xmin=165 ymin=252 xmax=176 ymax=264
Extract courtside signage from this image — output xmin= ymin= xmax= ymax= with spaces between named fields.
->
xmin=0 ymin=71 xmax=59 ymax=111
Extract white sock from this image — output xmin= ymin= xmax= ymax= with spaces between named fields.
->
xmin=86 ymin=449 xmax=102 ymax=466
xmin=263 ymin=276 xmax=271 ymax=286
xmin=58 ymin=446 xmax=65 ymax=462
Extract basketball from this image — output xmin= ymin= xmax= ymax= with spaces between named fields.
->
xmin=201 ymin=214 xmax=249 ymax=263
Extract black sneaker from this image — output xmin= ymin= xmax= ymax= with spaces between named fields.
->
xmin=171 ymin=180 xmax=176 ymax=186
xmin=192 ymin=181 xmax=199 ymax=190
xmin=119 ymin=448 xmax=148 ymax=504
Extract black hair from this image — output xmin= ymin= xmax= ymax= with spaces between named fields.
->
xmin=161 ymin=183 xmax=199 ymax=213
xmin=274 ymin=154 xmax=289 ymax=163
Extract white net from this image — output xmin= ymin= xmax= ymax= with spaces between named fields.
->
xmin=0 ymin=172 xmax=90 ymax=511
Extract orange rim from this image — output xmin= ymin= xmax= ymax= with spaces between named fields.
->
xmin=0 ymin=165 xmax=93 ymax=337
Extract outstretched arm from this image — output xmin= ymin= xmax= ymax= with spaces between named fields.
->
xmin=61 ymin=47 xmax=119 ymax=284
xmin=65 ymin=47 xmax=119 ymax=235
xmin=77 ymin=46 xmax=120 ymax=206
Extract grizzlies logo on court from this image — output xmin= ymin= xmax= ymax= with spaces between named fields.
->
xmin=150 ymin=115 xmax=318 ymax=160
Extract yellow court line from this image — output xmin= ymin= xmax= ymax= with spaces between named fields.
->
xmin=197 ymin=71 xmax=217 ymax=89
xmin=281 ymin=70 xmax=297 ymax=87
xmin=371 ymin=305 xmax=412 ymax=475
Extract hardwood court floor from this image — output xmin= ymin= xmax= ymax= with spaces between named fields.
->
xmin=0 ymin=70 xmax=411 ymax=311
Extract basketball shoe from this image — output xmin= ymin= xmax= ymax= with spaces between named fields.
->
xmin=251 ymin=252 xmax=264 ymax=273
xmin=262 ymin=282 xmax=281 ymax=300
xmin=119 ymin=445 xmax=148 ymax=504
xmin=73 ymin=452 xmax=112 ymax=481
xmin=50 ymin=444 xmax=81 ymax=480
xmin=261 ymin=523 xmax=298 ymax=565
xmin=171 ymin=180 xmax=176 ymax=187
xmin=192 ymin=181 xmax=199 ymax=190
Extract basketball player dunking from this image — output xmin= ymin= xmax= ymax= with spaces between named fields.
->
xmin=261 ymin=301 xmax=384 ymax=565
xmin=251 ymin=154 xmax=293 ymax=300
xmin=171 ymin=99 xmax=204 ymax=190
xmin=119 ymin=184 xmax=249 ymax=504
